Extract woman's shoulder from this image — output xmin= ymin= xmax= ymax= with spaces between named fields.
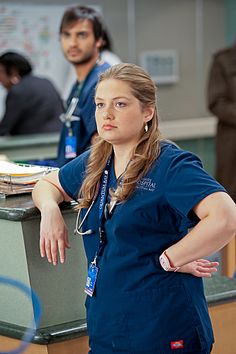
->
xmin=152 ymin=140 xmax=203 ymax=176
xmin=60 ymin=150 xmax=91 ymax=174
xmin=159 ymin=140 xmax=201 ymax=163
xmin=58 ymin=150 xmax=91 ymax=200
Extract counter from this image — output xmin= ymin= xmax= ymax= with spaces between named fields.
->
xmin=0 ymin=117 xmax=216 ymax=162
xmin=0 ymin=132 xmax=59 ymax=161
xmin=0 ymin=194 xmax=88 ymax=353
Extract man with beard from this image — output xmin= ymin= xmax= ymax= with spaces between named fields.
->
xmin=57 ymin=6 xmax=110 ymax=167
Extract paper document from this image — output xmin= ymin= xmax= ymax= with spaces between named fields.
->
xmin=0 ymin=161 xmax=58 ymax=196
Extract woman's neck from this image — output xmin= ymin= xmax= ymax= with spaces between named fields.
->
xmin=113 ymin=146 xmax=133 ymax=179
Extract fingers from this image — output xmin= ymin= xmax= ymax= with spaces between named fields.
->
xmin=194 ymin=261 xmax=219 ymax=278
xmin=177 ymin=259 xmax=219 ymax=278
xmin=196 ymin=266 xmax=218 ymax=274
xmin=196 ymin=260 xmax=219 ymax=270
xmin=40 ymin=237 xmax=69 ymax=266
xmin=45 ymin=239 xmax=54 ymax=264
xmin=196 ymin=259 xmax=219 ymax=267
xmin=58 ymin=239 xmax=66 ymax=264
xmin=40 ymin=237 xmax=46 ymax=258
xmin=51 ymin=240 xmax=59 ymax=266
xmin=194 ymin=271 xmax=212 ymax=278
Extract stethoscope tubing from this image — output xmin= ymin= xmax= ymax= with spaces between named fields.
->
xmin=74 ymin=199 xmax=95 ymax=235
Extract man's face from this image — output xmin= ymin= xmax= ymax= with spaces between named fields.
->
xmin=60 ymin=19 xmax=102 ymax=65
xmin=0 ymin=64 xmax=12 ymax=90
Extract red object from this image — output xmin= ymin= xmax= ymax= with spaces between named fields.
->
xmin=170 ymin=340 xmax=184 ymax=350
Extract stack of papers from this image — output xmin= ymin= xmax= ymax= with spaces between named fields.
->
xmin=0 ymin=161 xmax=57 ymax=196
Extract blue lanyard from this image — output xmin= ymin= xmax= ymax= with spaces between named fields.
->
xmin=98 ymin=155 xmax=112 ymax=243
xmin=89 ymin=155 xmax=112 ymax=266
xmin=98 ymin=156 xmax=111 ymax=220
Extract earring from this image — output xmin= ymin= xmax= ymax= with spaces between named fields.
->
xmin=144 ymin=123 xmax=148 ymax=132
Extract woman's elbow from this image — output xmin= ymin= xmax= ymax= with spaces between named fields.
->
xmin=218 ymin=199 xmax=236 ymax=236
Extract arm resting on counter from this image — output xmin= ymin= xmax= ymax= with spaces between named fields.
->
xmin=32 ymin=170 xmax=72 ymax=266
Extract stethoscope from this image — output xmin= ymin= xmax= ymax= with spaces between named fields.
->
xmin=74 ymin=185 xmax=99 ymax=236
xmin=73 ymin=186 xmax=119 ymax=236
xmin=74 ymin=155 xmax=124 ymax=237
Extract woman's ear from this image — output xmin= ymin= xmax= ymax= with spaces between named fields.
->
xmin=144 ymin=106 xmax=155 ymax=123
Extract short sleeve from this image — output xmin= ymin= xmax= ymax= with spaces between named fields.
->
xmin=58 ymin=150 xmax=90 ymax=200
xmin=164 ymin=147 xmax=226 ymax=219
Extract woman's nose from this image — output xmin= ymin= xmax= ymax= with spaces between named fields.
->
xmin=102 ymin=109 xmax=114 ymax=119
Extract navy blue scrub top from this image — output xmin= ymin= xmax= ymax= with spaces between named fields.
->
xmin=57 ymin=61 xmax=110 ymax=167
xmin=59 ymin=141 xmax=225 ymax=354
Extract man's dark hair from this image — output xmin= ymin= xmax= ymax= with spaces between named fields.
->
xmin=0 ymin=51 xmax=32 ymax=77
xmin=59 ymin=6 xmax=104 ymax=41
xmin=101 ymin=28 xmax=113 ymax=52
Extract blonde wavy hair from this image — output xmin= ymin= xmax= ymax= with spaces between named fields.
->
xmin=77 ymin=63 xmax=162 ymax=210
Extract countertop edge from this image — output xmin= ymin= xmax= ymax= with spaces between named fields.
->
xmin=0 ymin=319 xmax=88 ymax=344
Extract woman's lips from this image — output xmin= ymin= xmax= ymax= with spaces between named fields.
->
xmin=102 ymin=124 xmax=116 ymax=130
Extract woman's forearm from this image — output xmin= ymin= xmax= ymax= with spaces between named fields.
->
xmin=166 ymin=192 xmax=236 ymax=267
xmin=32 ymin=179 xmax=64 ymax=211
xmin=32 ymin=173 xmax=70 ymax=265
xmin=32 ymin=170 xmax=68 ymax=211
xmin=167 ymin=217 xmax=235 ymax=267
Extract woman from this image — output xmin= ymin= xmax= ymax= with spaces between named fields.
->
xmin=33 ymin=63 xmax=236 ymax=354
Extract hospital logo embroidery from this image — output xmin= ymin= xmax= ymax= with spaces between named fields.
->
xmin=136 ymin=178 xmax=156 ymax=192
xmin=170 ymin=340 xmax=184 ymax=350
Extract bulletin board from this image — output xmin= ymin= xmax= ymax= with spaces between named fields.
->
xmin=0 ymin=3 xmax=69 ymax=88
xmin=0 ymin=3 xmax=70 ymax=116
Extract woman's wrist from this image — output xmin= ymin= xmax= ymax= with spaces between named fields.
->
xmin=159 ymin=250 xmax=180 ymax=272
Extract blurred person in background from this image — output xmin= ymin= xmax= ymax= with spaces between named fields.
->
xmin=0 ymin=51 xmax=63 ymax=136
xmin=62 ymin=25 xmax=122 ymax=100
xmin=208 ymin=42 xmax=236 ymax=203
xmin=57 ymin=5 xmax=110 ymax=167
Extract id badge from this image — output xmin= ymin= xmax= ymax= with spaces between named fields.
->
xmin=84 ymin=263 xmax=99 ymax=297
xmin=65 ymin=135 xmax=77 ymax=159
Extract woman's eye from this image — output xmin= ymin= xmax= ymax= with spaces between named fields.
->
xmin=96 ymin=102 xmax=104 ymax=108
xmin=116 ymin=102 xmax=125 ymax=108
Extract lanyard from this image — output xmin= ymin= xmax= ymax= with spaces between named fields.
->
xmin=64 ymin=82 xmax=83 ymax=129
xmin=91 ymin=155 xmax=112 ymax=265
xmin=74 ymin=156 xmax=112 ymax=237
xmin=64 ymin=61 xmax=98 ymax=129
xmin=66 ymin=60 xmax=100 ymax=122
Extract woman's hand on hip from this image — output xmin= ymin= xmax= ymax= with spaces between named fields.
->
xmin=177 ymin=259 xmax=219 ymax=277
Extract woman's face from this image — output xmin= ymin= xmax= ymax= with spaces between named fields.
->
xmin=95 ymin=79 xmax=154 ymax=147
